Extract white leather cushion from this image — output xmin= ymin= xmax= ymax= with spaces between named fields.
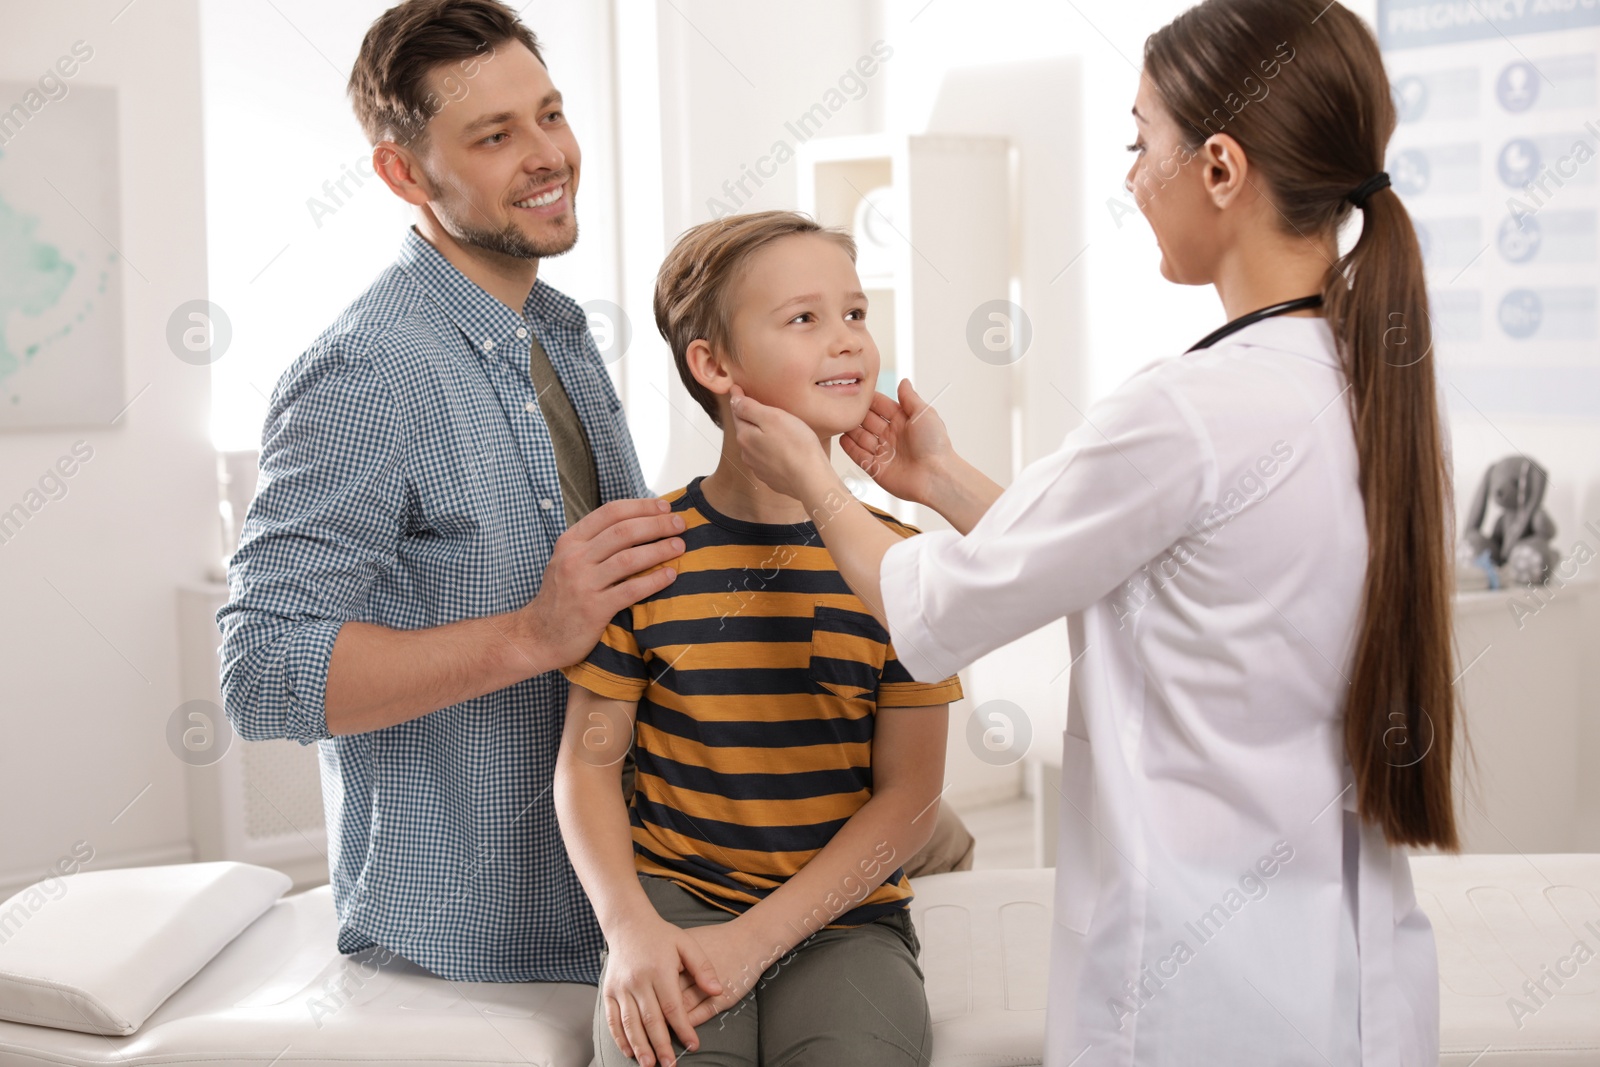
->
xmin=0 ymin=882 xmax=601 ymax=1067
xmin=909 ymin=868 xmax=1052 ymax=1067
xmin=0 ymin=862 xmax=290 ymax=1036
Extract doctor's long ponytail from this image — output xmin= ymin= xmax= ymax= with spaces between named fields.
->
xmin=1146 ymin=0 xmax=1460 ymax=850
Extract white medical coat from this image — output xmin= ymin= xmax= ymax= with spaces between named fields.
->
xmin=881 ymin=317 xmax=1440 ymax=1066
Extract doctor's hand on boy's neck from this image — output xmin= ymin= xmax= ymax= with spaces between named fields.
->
xmin=684 ymin=231 xmax=879 ymax=527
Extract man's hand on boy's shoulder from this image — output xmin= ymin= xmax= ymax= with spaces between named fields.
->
xmin=512 ymin=498 xmax=686 ymax=672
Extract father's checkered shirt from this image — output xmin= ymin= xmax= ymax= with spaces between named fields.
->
xmin=218 ymin=227 xmax=648 ymax=983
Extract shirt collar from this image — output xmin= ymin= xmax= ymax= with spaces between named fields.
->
xmin=1211 ymin=315 xmax=1342 ymax=369
xmin=395 ymin=226 xmax=573 ymax=365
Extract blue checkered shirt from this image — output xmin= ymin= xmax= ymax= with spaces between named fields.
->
xmin=217 ymin=227 xmax=648 ymax=984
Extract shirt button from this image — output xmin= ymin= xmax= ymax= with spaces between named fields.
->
xmin=483 ymin=339 xmax=496 ymax=351
xmin=524 ymin=401 xmax=538 ymax=413
xmin=539 ymin=498 xmax=554 ymax=510
xmin=515 ymin=327 xmax=528 ymax=339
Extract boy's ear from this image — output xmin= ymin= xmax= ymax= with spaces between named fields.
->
xmin=685 ymin=338 xmax=735 ymax=396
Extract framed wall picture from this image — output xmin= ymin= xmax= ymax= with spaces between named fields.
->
xmin=0 ymin=80 xmax=125 ymax=428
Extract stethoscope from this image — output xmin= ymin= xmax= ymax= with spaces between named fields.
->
xmin=1186 ymin=294 xmax=1324 ymax=353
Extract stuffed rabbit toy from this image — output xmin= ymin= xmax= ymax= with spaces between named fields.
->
xmin=1461 ymin=455 xmax=1559 ymax=585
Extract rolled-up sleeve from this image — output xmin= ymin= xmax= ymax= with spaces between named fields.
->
xmin=217 ymin=345 xmax=406 ymax=743
xmin=881 ymin=369 xmax=1216 ymax=682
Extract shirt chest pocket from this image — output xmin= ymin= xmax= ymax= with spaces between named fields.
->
xmin=808 ymin=605 xmax=888 ymax=702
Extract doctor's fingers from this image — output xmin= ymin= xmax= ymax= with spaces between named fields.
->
xmin=865 ymin=391 xmax=906 ymax=431
xmin=843 ymin=425 xmax=888 ymax=456
xmin=841 ymin=431 xmax=889 ymax=476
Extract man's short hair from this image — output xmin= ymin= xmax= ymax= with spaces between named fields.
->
xmin=347 ymin=0 xmax=542 ymax=148
xmin=653 ymin=211 xmax=856 ymax=427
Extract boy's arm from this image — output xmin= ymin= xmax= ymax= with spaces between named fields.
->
xmin=680 ymin=701 xmax=949 ymax=1023
xmin=554 ymin=683 xmax=720 ymax=1067
xmin=554 ymin=684 xmax=652 ymax=930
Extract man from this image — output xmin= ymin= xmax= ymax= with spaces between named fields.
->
xmin=218 ymin=0 xmax=971 ymax=986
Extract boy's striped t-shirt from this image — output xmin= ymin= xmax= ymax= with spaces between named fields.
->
xmin=561 ymin=476 xmax=963 ymax=927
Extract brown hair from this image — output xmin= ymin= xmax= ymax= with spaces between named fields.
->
xmin=347 ymin=0 xmax=541 ymax=148
xmin=654 ymin=211 xmax=856 ymax=427
xmin=1145 ymin=0 xmax=1459 ymax=849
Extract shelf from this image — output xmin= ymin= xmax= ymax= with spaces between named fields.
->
xmin=797 ymin=133 xmax=1016 ymax=530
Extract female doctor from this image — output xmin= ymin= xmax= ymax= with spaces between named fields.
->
xmin=727 ymin=0 xmax=1458 ymax=1063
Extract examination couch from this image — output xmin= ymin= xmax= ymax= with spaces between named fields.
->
xmin=0 ymin=855 xmax=1596 ymax=1066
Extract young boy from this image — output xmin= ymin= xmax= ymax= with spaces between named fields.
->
xmin=553 ymin=211 xmax=961 ymax=1067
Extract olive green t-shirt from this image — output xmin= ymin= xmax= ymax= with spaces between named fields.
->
xmin=528 ymin=332 xmax=600 ymax=526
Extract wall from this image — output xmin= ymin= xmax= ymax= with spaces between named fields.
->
xmin=0 ymin=0 xmax=217 ymax=895
xmin=625 ymin=0 xmax=891 ymax=491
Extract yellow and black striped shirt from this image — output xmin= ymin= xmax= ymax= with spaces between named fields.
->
xmin=561 ymin=477 xmax=963 ymax=926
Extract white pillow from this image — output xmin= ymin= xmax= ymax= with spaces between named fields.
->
xmin=0 ymin=861 xmax=292 ymax=1035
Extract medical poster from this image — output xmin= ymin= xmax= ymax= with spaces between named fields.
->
xmin=1379 ymin=0 xmax=1600 ymax=418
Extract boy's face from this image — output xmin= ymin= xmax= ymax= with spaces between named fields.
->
xmin=719 ymin=234 xmax=879 ymax=438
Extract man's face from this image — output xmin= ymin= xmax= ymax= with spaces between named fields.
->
xmin=413 ymin=40 xmax=580 ymax=260
xmin=721 ymin=234 xmax=879 ymax=439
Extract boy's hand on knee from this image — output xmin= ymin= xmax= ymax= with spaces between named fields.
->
xmin=602 ymin=917 xmax=720 ymax=1066
xmin=678 ymin=917 xmax=778 ymax=1027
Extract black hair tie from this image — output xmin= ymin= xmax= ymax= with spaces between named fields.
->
xmin=1347 ymin=172 xmax=1391 ymax=209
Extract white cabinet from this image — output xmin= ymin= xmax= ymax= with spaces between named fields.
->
xmin=1449 ymin=581 xmax=1595 ymax=854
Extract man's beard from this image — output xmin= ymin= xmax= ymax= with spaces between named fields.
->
xmin=454 ymin=211 xmax=578 ymax=260
xmin=425 ymin=164 xmax=578 ymax=259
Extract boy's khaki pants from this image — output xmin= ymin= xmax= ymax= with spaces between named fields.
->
xmin=590 ymin=875 xmax=933 ymax=1067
